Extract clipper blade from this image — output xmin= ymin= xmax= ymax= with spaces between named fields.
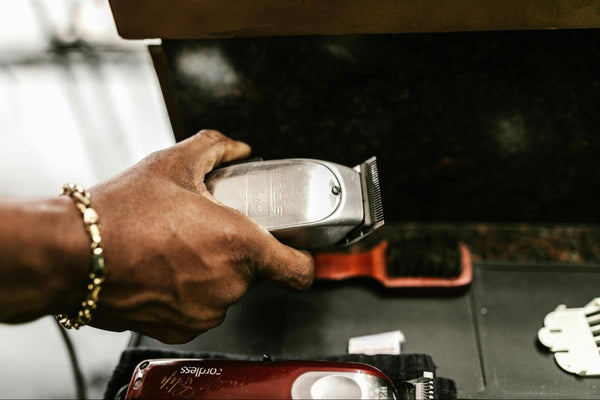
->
xmin=340 ymin=157 xmax=385 ymax=246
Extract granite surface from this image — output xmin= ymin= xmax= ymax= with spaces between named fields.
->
xmin=380 ymin=223 xmax=600 ymax=265
xmin=158 ymin=30 xmax=600 ymax=225
xmin=153 ymin=30 xmax=600 ymax=269
xmin=328 ymin=222 xmax=600 ymax=274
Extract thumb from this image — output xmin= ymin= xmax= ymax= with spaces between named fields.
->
xmin=255 ymin=234 xmax=315 ymax=291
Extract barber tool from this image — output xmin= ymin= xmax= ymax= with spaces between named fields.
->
xmin=314 ymin=227 xmax=473 ymax=289
xmin=124 ymin=358 xmax=398 ymax=399
xmin=205 ymin=157 xmax=384 ymax=249
xmin=538 ymin=297 xmax=600 ymax=376
xmin=404 ymin=371 xmax=435 ymax=400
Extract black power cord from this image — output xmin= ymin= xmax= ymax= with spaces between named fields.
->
xmin=127 ymin=332 xmax=144 ymax=349
xmin=54 ymin=319 xmax=87 ymax=400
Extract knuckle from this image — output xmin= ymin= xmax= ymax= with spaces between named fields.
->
xmin=173 ymin=331 xmax=199 ymax=344
xmin=190 ymin=315 xmax=225 ymax=334
xmin=217 ymin=221 xmax=242 ymax=246
xmin=220 ymin=220 xmax=257 ymax=261
xmin=225 ymin=281 xmax=250 ymax=304
xmin=294 ymin=271 xmax=315 ymax=292
xmin=212 ymin=314 xmax=227 ymax=328
xmin=198 ymin=129 xmax=226 ymax=143
xmin=153 ymin=330 xmax=194 ymax=345
xmin=143 ymin=148 xmax=171 ymax=168
xmin=292 ymin=257 xmax=315 ymax=291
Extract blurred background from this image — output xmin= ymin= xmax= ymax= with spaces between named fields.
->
xmin=0 ymin=0 xmax=174 ymax=398
xmin=2 ymin=1 xmax=600 ymax=399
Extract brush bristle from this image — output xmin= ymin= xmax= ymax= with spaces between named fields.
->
xmin=384 ymin=227 xmax=462 ymax=278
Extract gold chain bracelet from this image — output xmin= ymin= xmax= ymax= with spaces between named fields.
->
xmin=55 ymin=183 xmax=106 ymax=329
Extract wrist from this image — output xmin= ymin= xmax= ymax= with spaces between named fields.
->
xmin=0 ymin=196 xmax=89 ymax=321
xmin=46 ymin=195 xmax=91 ymax=316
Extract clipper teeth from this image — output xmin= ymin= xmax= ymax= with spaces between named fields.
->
xmin=340 ymin=156 xmax=385 ymax=246
xmin=364 ymin=157 xmax=384 ymax=226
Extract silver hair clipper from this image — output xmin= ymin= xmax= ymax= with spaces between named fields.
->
xmin=205 ymin=157 xmax=384 ymax=249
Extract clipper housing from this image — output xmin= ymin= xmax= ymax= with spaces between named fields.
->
xmin=124 ymin=358 xmax=398 ymax=400
xmin=205 ymin=157 xmax=384 ymax=249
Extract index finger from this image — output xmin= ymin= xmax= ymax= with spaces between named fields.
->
xmin=254 ymin=233 xmax=315 ymax=291
xmin=177 ymin=129 xmax=252 ymax=176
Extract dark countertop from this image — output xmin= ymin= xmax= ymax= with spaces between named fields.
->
xmin=156 ymin=29 xmax=600 ymax=224
xmin=375 ymin=223 xmax=600 ymax=265
xmin=139 ymin=262 xmax=600 ymax=399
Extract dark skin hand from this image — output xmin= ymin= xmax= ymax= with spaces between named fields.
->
xmin=0 ymin=130 xmax=315 ymax=344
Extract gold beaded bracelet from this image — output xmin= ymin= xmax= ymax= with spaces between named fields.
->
xmin=55 ymin=183 xmax=106 ymax=329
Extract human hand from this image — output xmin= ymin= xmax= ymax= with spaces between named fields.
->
xmin=85 ymin=130 xmax=314 ymax=343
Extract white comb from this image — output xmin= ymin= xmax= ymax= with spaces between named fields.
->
xmin=538 ymin=298 xmax=600 ymax=376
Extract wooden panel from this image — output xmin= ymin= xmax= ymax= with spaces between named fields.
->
xmin=109 ymin=0 xmax=600 ymax=39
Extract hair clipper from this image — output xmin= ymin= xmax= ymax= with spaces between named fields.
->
xmin=123 ymin=358 xmax=398 ymax=400
xmin=205 ymin=157 xmax=384 ymax=249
